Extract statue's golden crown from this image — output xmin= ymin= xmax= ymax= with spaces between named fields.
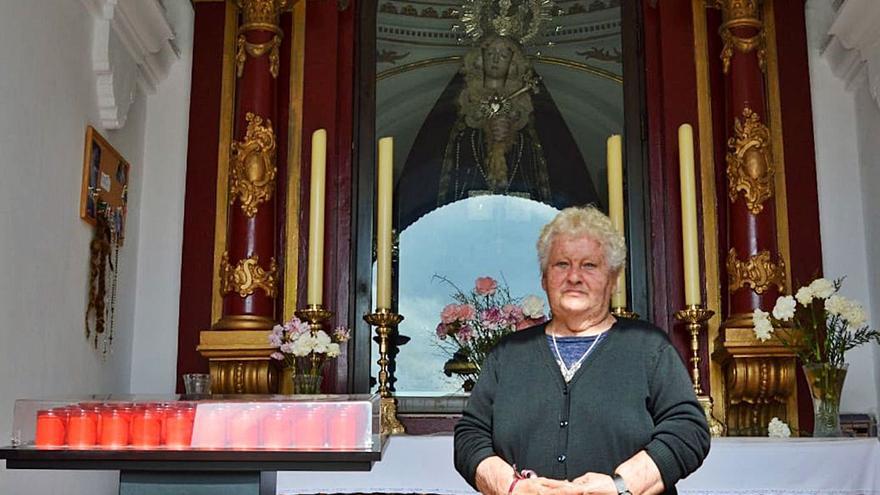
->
xmin=460 ymin=0 xmax=554 ymax=45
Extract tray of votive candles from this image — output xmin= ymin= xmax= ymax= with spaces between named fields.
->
xmin=7 ymin=394 xmax=380 ymax=452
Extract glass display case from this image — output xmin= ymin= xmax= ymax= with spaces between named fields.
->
xmin=9 ymin=394 xmax=379 ymax=452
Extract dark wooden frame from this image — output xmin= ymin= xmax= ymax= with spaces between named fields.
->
xmin=350 ymin=0 xmax=652 ymax=401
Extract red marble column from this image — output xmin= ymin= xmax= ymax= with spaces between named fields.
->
xmin=714 ymin=0 xmax=785 ymax=324
xmin=216 ymin=0 xmax=291 ymax=330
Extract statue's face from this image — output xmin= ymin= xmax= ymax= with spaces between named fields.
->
xmin=483 ymin=39 xmax=514 ymax=80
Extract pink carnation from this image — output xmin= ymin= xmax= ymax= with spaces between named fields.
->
xmin=501 ymin=304 xmax=524 ymax=324
xmin=333 ymin=326 xmax=351 ymax=342
xmin=283 ymin=317 xmax=310 ymax=337
xmin=458 ymin=304 xmax=476 ymax=321
xmin=475 ymin=277 xmax=498 ymax=296
xmin=457 ymin=324 xmax=474 ymax=343
xmin=441 ymin=303 xmax=477 ymax=324
xmin=436 ymin=323 xmax=448 ymax=340
xmin=441 ymin=304 xmax=460 ymax=324
xmin=480 ymin=307 xmax=505 ymax=330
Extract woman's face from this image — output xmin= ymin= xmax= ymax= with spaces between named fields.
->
xmin=483 ymin=39 xmax=514 ymax=80
xmin=541 ymin=234 xmax=618 ymax=321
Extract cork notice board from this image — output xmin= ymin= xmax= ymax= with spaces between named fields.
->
xmin=79 ymin=126 xmax=130 ymax=244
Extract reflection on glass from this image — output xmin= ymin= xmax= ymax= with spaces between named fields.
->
xmin=376 ymin=0 xmax=625 ymax=395
xmin=373 ymin=196 xmax=557 ymax=393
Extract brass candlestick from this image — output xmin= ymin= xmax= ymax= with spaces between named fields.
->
xmin=611 ymin=307 xmax=639 ymax=319
xmin=673 ymin=304 xmax=725 ymax=437
xmin=364 ymin=308 xmax=406 ymax=435
xmin=295 ymin=304 xmax=334 ymax=380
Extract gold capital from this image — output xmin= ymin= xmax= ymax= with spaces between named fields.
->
xmin=707 ymin=0 xmax=766 ymax=73
xmin=237 ymin=0 xmax=293 ymax=34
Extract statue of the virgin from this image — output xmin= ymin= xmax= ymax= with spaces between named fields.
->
xmin=395 ymin=0 xmax=600 ymax=230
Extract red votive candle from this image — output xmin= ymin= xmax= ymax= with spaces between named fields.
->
xmin=67 ymin=409 xmax=98 ymax=448
xmin=99 ymin=409 xmax=129 ymax=448
xmin=260 ymin=407 xmax=292 ymax=449
xmin=164 ymin=407 xmax=194 ymax=449
xmin=328 ymin=404 xmax=360 ymax=449
xmin=130 ymin=408 xmax=161 ymax=448
xmin=294 ymin=405 xmax=327 ymax=449
xmin=35 ymin=410 xmax=66 ymax=447
xmin=229 ymin=406 xmax=262 ymax=449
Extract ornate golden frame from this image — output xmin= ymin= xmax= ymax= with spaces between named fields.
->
xmin=212 ymin=0 xmax=240 ymax=324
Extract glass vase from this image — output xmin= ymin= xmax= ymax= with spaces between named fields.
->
xmin=802 ymin=362 xmax=848 ymax=437
xmin=293 ymin=373 xmax=323 ymax=394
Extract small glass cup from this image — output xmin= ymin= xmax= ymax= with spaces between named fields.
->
xmin=183 ymin=373 xmax=212 ymax=395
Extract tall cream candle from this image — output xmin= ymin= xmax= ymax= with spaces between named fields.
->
xmin=606 ymin=135 xmax=627 ymax=308
xmin=306 ymin=129 xmax=327 ymax=306
xmin=678 ymin=124 xmax=701 ymax=306
xmin=376 ymin=137 xmax=394 ymax=309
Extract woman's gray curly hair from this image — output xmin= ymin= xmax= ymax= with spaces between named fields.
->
xmin=537 ymin=206 xmax=627 ymax=274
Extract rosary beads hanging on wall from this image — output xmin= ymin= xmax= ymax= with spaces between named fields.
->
xmin=85 ymin=203 xmax=120 ymax=356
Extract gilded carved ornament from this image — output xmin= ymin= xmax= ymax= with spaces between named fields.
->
xmin=724 ymin=356 xmax=795 ymax=435
xmin=707 ymin=0 xmax=766 ymax=73
xmin=209 ymin=360 xmax=277 ymax=394
xmin=230 ymin=113 xmax=277 ymax=217
xmin=726 ymin=107 xmax=774 ymax=214
xmin=236 ymin=35 xmax=282 ymax=79
xmin=236 ymin=0 xmax=293 ymax=33
xmin=727 ymin=248 xmax=785 ymax=295
xmin=220 ymin=252 xmax=278 ymax=298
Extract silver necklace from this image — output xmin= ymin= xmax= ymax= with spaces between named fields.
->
xmin=551 ymin=332 xmax=604 ymax=383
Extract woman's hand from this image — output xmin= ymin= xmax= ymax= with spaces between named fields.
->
xmin=510 ymin=477 xmax=571 ymax=495
xmin=568 ymin=472 xmax=618 ymax=495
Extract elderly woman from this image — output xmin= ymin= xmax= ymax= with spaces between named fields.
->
xmin=454 ymin=206 xmax=710 ymax=495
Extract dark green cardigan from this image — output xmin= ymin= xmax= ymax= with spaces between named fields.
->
xmin=454 ymin=318 xmax=710 ymax=494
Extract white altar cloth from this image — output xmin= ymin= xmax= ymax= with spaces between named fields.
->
xmin=277 ymin=436 xmax=880 ymax=495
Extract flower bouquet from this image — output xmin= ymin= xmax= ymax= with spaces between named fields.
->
xmin=752 ymin=277 xmax=880 ymax=436
xmin=269 ymin=316 xmax=351 ymax=394
xmin=435 ymin=275 xmax=547 ymax=390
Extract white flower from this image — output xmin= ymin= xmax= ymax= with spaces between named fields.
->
xmin=795 ymin=286 xmax=814 ymax=306
xmin=753 ymin=309 xmax=774 ymax=342
xmin=824 ymin=295 xmax=847 ymax=317
xmin=767 ymin=417 xmax=791 ymax=438
xmin=291 ymin=334 xmax=316 ymax=357
xmin=844 ymin=304 xmax=867 ymax=328
xmin=772 ymin=296 xmax=796 ymax=321
xmin=809 ymin=278 xmax=835 ymax=299
xmin=326 ymin=343 xmax=341 ymax=358
xmin=313 ymin=330 xmax=332 ymax=353
xmin=521 ymin=295 xmax=545 ymax=319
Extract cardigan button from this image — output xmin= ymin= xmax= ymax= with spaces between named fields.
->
xmin=557 ymin=454 xmax=566 ymax=463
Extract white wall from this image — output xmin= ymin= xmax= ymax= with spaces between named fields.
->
xmin=806 ymin=0 xmax=880 ymax=415
xmin=0 ymin=1 xmax=192 ymax=493
xmin=128 ymin=0 xmax=193 ymax=394
xmin=853 ymin=81 xmax=880 ymax=415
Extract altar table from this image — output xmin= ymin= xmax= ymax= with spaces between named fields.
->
xmin=277 ymin=436 xmax=880 ymax=495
